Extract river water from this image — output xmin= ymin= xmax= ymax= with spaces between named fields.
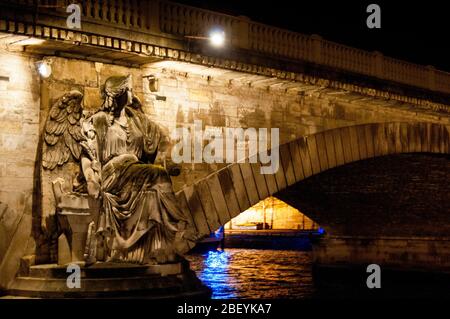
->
xmin=186 ymin=248 xmax=450 ymax=299
xmin=186 ymin=249 xmax=315 ymax=299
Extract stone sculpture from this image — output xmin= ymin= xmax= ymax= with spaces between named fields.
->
xmin=42 ymin=75 xmax=198 ymax=265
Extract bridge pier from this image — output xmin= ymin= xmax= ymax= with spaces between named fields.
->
xmin=312 ymin=235 xmax=450 ymax=273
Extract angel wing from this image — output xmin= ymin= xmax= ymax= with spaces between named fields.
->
xmin=42 ymin=90 xmax=85 ymax=170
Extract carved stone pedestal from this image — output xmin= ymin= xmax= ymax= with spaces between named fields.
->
xmin=58 ymin=212 xmax=97 ymax=264
xmin=5 ymin=181 xmax=210 ymax=299
xmin=5 ymin=260 xmax=211 ymax=299
xmin=52 ymin=178 xmax=100 ymax=265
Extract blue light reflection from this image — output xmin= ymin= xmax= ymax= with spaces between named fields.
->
xmin=199 ymin=250 xmax=236 ymax=299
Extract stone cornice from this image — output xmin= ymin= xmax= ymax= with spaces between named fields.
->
xmin=1 ymin=18 xmax=449 ymax=117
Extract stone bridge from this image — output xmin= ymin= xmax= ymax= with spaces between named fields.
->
xmin=0 ymin=0 xmax=450 ymax=288
xmin=176 ymin=122 xmax=450 ymax=238
xmin=175 ymin=122 xmax=450 ymax=271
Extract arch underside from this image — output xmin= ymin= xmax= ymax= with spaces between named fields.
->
xmin=276 ymin=153 xmax=450 ymax=237
xmin=175 ymin=122 xmax=450 ymax=240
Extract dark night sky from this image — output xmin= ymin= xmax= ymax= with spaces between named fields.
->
xmin=174 ymin=0 xmax=450 ymax=72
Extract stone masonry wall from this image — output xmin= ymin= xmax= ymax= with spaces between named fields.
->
xmin=0 ymin=53 xmax=450 ymax=287
xmin=142 ymin=62 xmax=450 ymax=191
xmin=0 ymin=47 xmax=40 ymax=285
xmin=277 ymin=153 xmax=450 ymax=237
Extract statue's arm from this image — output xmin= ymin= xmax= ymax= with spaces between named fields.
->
xmin=138 ymin=111 xmax=181 ymax=176
xmin=152 ymin=131 xmax=182 ymax=176
xmin=157 ymin=146 xmax=181 ymax=176
xmin=81 ymin=154 xmax=101 ymax=198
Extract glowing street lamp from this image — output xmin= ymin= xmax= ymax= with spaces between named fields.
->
xmin=209 ymin=30 xmax=225 ymax=47
xmin=185 ymin=29 xmax=226 ymax=47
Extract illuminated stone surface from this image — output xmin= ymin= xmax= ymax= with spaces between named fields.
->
xmin=0 ymin=0 xmax=449 ymax=297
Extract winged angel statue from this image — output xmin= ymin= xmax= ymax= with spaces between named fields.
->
xmin=41 ymin=75 xmax=198 ymax=264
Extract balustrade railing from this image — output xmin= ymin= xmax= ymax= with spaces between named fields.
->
xmin=159 ymin=0 xmax=238 ymax=38
xmin=248 ymin=22 xmax=312 ymax=60
xmin=65 ymin=0 xmax=150 ymax=29
xmin=1 ymin=0 xmax=450 ymax=94
xmin=158 ymin=1 xmax=450 ymax=93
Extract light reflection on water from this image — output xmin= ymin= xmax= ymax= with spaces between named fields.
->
xmin=186 ymin=249 xmax=315 ymax=299
xmin=187 ymin=249 xmax=450 ymax=299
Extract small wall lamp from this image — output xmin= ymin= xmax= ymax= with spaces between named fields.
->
xmin=36 ymin=58 xmax=53 ymax=78
xmin=143 ymin=74 xmax=159 ymax=92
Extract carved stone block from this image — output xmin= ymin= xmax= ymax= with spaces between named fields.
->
xmin=52 ymin=178 xmax=100 ymax=265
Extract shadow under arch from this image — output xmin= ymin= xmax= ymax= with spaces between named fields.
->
xmin=176 ymin=122 xmax=450 ymax=239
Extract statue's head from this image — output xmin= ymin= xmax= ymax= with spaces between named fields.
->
xmin=100 ymin=75 xmax=133 ymax=115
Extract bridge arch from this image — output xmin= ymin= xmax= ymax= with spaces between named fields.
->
xmin=175 ymin=122 xmax=450 ymax=241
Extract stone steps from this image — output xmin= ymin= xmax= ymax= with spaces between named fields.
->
xmin=26 ymin=262 xmax=184 ymax=279
xmin=5 ymin=262 xmax=211 ymax=299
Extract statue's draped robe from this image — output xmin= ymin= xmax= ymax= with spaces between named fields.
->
xmin=86 ymin=107 xmax=192 ymax=263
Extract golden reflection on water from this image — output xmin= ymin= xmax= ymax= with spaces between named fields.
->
xmin=186 ymin=249 xmax=315 ymax=299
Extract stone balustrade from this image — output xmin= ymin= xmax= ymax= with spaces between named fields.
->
xmin=1 ymin=0 xmax=450 ymax=94
xmin=158 ymin=1 xmax=450 ymax=93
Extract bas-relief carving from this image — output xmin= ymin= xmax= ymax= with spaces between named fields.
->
xmin=42 ymin=75 xmax=198 ymax=265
